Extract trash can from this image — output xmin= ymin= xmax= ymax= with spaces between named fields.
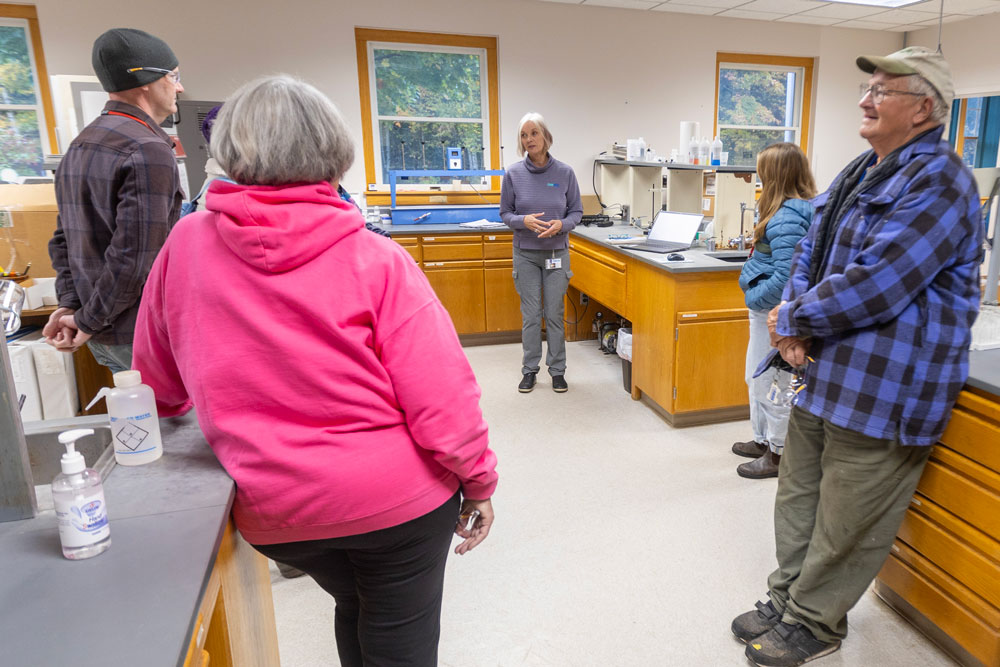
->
xmin=616 ymin=327 xmax=632 ymax=393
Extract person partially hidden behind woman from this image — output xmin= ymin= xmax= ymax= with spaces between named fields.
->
xmin=500 ymin=112 xmax=583 ymax=393
xmin=732 ymin=143 xmax=816 ymax=479
xmin=131 ymin=75 xmax=498 ymax=667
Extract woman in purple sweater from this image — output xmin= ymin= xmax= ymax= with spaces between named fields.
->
xmin=500 ymin=112 xmax=583 ymax=393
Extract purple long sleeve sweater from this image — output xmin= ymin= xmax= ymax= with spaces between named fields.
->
xmin=500 ymin=155 xmax=583 ymax=250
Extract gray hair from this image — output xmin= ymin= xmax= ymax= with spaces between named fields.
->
xmin=210 ymin=75 xmax=354 ymax=186
xmin=516 ymin=112 xmax=553 ymax=157
xmin=907 ymin=74 xmax=949 ymax=125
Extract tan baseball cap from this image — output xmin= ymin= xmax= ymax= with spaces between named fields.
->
xmin=857 ymin=46 xmax=954 ymax=108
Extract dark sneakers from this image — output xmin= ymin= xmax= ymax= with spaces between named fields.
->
xmin=745 ymin=621 xmax=841 ymax=666
xmin=732 ymin=598 xmax=782 ymax=643
xmin=552 ymin=375 xmax=568 ymax=393
xmin=518 ymin=372 xmax=537 ymax=393
xmin=733 ymin=440 xmax=769 ymax=458
xmin=738 ymin=450 xmax=781 ymax=479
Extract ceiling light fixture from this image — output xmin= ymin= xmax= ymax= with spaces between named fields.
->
xmin=813 ymin=0 xmax=927 ymax=7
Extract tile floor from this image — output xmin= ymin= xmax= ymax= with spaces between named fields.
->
xmin=269 ymin=341 xmax=957 ymax=666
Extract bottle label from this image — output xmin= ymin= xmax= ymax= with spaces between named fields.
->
xmin=110 ymin=414 xmax=158 ymax=455
xmin=56 ymin=490 xmax=110 ymax=547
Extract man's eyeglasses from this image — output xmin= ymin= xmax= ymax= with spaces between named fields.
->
xmin=859 ymin=83 xmax=924 ymax=105
xmin=126 ymin=67 xmax=181 ymax=85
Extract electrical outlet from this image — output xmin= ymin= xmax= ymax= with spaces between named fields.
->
xmin=580 ymin=293 xmax=589 ymax=306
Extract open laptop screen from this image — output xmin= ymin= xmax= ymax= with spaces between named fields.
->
xmin=648 ymin=211 xmax=704 ymax=245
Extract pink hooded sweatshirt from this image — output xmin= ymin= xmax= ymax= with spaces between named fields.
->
xmin=132 ymin=180 xmax=498 ymax=545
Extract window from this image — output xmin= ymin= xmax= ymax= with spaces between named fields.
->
xmin=715 ymin=54 xmax=814 ymax=168
xmin=355 ymin=29 xmax=500 ymax=205
xmin=950 ymin=95 xmax=1000 ymax=169
xmin=0 ymin=5 xmax=54 ymax=180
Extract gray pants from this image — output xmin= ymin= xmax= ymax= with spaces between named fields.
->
xmin=87 ymin=341 xmax=133 ymax=375
xmin=767 ymin=407 xmax=932 ymax=642
xmin=513 ymin=246 xmax=571 ymax=377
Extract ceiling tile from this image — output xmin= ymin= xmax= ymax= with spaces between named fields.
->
xmin=776 ymin=14 xmax=842 ymax=23
xmin=582 ymin=0 xmax=660 ymax=7
xmin=859 ymin=8 xmax=942 ymax=23
xmin=652 ymin=4 xmax=724 ymax=14
xmin=835 ymin=18 xmax=902 ymax=28
xmin=916 ymin=13 xmax=984 ymax=24
xmin=731 ymin=0 xmax=825 ymax=12
xmin=936 ymin=0 xmax=1000 ymax=12
xmin=717 ymin=8 xmax=789 ymax=20
xmin=884 ymin=23 xmax=924 ymax=30
xmin=795 ymin=4 xmax=889 ymax=19
xmin=538 ymin=0 xmax=585 ymax=4
xmin=663 ymin=0 xmax=748 ymax=7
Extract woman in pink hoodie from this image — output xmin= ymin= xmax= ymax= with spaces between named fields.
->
xmin=132 ymin=75 xmax=498 ymax=666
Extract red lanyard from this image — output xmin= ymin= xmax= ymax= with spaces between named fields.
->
xmin=104 ymin=110 xmax=153 ymax=131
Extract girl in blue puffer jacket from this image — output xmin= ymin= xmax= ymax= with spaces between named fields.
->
xmin=732 ymin=143 xmax=816 ymax=479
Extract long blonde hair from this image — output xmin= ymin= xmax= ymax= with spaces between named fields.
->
xmin=753 ymin=143 xmax=816 ymax=243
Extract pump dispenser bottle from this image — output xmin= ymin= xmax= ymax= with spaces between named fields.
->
xmin=85 ymin=370 xmax=163 ymax=466
xmin=53 ymin=428 xmax=111 ymax=560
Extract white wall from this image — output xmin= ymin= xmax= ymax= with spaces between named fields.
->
xmin=908 ymin=14 xmax=1000 ymax=97
xmin=32 ymin=0 xmax=900 ymax=192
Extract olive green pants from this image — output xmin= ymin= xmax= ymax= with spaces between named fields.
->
xmin=766 ymin=407 xmax=932 ymax=643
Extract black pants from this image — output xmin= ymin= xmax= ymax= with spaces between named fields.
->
xmin=254 ymin=492 xmax=461 ymax=667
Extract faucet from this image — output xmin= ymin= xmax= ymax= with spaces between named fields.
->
xmin=739 ymin=202 xmax=754 ymax=252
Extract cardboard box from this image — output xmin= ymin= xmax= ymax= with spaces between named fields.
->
xmin=31 ymin=341 xmax=79 ymax=420
xmin=0 ymin=184 xmax=59 ymax=278
xmin=9 ymin=343 xmax=43 ymax=422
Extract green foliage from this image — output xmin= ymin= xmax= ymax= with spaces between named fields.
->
xmin=0 ymin=26 xmax=36 ymax=104
xmin=0 ymin=110 xmax=43 ymax=176
xmin=718 ymin=68 xmax=793 ymax=127
xmin=720 ymin=128 xmax=789 ymax=168
xmin=374 ymin=49 xmax=481 ymax=119
xmin=379 ymin=120 xmax=484 ymax=184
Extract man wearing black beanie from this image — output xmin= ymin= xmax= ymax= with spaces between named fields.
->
xmin=45 ymin=28 xmax=185 ymax=373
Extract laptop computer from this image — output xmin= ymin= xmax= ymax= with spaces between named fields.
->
xmin=618 ymin=211 xmax=704 ymax=253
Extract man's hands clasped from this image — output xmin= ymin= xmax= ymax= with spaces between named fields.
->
xmin=42 ymin=307 xmax=92 ymax=353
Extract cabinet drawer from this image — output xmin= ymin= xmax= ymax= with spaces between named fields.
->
xmin=918 ymin=448 xmax=1000 ymax=538
xmin=483 ymin=234 xmax=513 ymax=259
xmin=423 ymin=260 xmax=483 ymax=270
xmin=940 ymin=392 xmax=1000 ymax=476
xmin=897 ymin=500 xmax=1000 ymax=609
xmin=422 ymin=243 xmax=484 ymax=261
xmin=879 ymin=553 xmax=1000 ymax=666
xmin=568 ymin=240 xmax=626 ymax=314
xmin=393 ymin=236 xmax=421 ymax=263
xmin=393 ymin=235 xmax=420 ymax=245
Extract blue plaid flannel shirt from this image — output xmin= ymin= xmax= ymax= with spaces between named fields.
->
xmin=777 ymin=126 xmax=983 ymax=445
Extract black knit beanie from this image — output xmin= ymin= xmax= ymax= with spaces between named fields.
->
xmin=92 ymin=28 xmax=178 ymax=93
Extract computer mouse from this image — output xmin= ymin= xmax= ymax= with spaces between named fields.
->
xmin=667 ymin=253 xmax=685 ymax=261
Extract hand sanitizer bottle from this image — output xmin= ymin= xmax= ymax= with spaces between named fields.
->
xmin=53 ymin=428 xmax=111 ymax=560
xmin=85 ymin=370 xmax=163 ymax=466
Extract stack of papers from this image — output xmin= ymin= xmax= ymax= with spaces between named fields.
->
xmin=459 ymin=220 xmax=507 ymax=229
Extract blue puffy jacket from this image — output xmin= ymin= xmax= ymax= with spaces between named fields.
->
xmin=738 ymin=198 xmax=814 ymax=311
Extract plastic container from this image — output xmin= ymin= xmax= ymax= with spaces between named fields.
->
xmin=85 ymin=370 xmax=163 ymax=466
xmin=53 ymin=428 xmax=111 ymax=560
xmin=711 ymin=136 xmax=723 ymax=166
xmin=699 ymin=137 xmax=711 ymax=166
xmin=616 ymin=327 xmax=633 ymax=393
xmin=688 ymin=137 xmax=700 ymax=164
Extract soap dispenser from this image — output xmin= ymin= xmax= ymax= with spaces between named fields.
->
xmin=85 ymin=370 xmax=163 ymax=466
xmin=53 ymin=428 xmax=111 ymax=560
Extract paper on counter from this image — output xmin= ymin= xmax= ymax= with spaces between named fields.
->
xmin=459 ymin=220 xmax=507 ymax=229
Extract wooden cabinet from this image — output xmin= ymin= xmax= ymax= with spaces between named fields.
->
xmin=423 ymin=262 xmax=487 ymax=334
xmin=875 ymin=388 xmax=1000 ymax=667
xmin=183 ymin=520 xmax=280 ymax=667
xmin=673 ymin=309 xmax=749 ymax=412
xmin=567 ymin=238 xmax=627 ymax=316
xmin=393 ymin=235 xmax=421 ymax=263
xmin=484 ymin=259 xmax=521 ymax=332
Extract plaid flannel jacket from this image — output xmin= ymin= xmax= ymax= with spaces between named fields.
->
xmin=777 ymin=126 xmax=983 ymax=445
xmin=50 ymin=101 xmax=183 ymax=345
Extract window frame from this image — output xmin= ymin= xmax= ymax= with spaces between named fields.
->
xmin=714 ymin=53 xmax=814 ymax=163
xmin=0 ymin=4 xmax=56 ymax=161
xmin=951 ymin=95 xmax=1000 ymax=169
xmin=355 ymin=28 xmax=500 ymax=207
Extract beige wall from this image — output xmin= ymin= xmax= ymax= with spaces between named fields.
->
xmin=908 ymin=14 xmax=1000 ymax=97
xmin=32 ymin=0 xmax=900 ymax=192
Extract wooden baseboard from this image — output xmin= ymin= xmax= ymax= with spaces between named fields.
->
xmin=458 ymin=331 xmax=522 ymax=346
xmin=640 ymin=395 xmax=749 ymax=427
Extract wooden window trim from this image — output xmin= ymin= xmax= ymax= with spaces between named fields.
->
xmin=714 ymin=52 xmax=814 ymax=157
xmin=355 ymin=28 xmax=500 ymax=207
xmin=954 ymin=97 xmax=968 ymax=158
xmin=0 ymin=4 xmax=56 ymax=153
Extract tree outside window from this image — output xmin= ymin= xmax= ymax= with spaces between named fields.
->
xmin=0 ymin=20 xmax=46 ymax=178
xmin=715 ymin=54 xmax=813 ymax=170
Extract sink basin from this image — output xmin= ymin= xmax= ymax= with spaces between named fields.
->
xmin=706 ymin=251 xmax=750 ymax=263
xmin=23 ymin=415 xmax=115 ymax=511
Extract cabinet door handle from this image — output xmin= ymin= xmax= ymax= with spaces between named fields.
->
xmin=681 ymin=313 xmax=698 ymax=318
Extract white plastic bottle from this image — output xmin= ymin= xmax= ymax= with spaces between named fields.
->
xmin=53 ymin=428 xmax=111 ymax=560
xmin=85 ymin=370 xmax=163 ymax=466
xmin=688 ymin=136 xmax=700 ymax=164
xmin=699 ymin=137 xmax=711 ymax=166
xmin=638 ymin=137 xmax=647 ymax=161
xmin=711 ymin=136 xmax=724 ymax=166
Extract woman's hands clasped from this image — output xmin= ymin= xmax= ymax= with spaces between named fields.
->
xmin=523 ymin=212 xmax=563 ymax=239
xmin=454 ymin=497 xmax=494 ymax=555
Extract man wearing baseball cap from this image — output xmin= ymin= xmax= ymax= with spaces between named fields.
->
xmin=731 ymin=46 xmax=983 ymax=666
xmin=45 ymin=28 xmax=185 ymax=373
